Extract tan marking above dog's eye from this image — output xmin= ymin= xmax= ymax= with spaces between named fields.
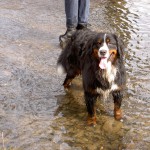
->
xmin=97 ymin=39 xmax=102 ymax=44
xmin=106 ymin=38 xmax=110 ymax=43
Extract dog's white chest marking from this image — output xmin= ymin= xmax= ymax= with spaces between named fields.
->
xmin=96 ymin=83 xmax=119 ymax=99
xmin=96 ymin=65 xmax=119 ymax=99
xmin=105 ymin=62 xmax=117 ymax=83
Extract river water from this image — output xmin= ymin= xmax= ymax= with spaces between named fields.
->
xmin=0 ymin=0 xmax=150 ymax=149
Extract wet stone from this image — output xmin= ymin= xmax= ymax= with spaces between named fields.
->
xmin=102 ymin=119 xmax=123 ymax=133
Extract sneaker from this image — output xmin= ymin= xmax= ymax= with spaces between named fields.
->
xmin=59 ymin=28 xmax=76 ymax=49
xmin=76 ymin=24 xmax=87 ymax=30
xmin=76 ymin=23 xmax=91 ymax=30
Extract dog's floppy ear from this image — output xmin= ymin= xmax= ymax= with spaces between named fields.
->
xmin=78 ymin=39 xmax=94 ymax=57
xmin=79 ymin=43 xmax=86 ymax=57
xmin=85 ymin=39 xmax=95 ymax=56
xmin=113 ymin=34 xmax=124 ymax=59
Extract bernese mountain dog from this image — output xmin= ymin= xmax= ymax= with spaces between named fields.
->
xmin=57 ymin=29 xmax=126 ymax=125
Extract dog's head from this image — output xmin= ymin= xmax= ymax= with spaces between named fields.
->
xmin=92 ymin=33 xmax=124 ymax=69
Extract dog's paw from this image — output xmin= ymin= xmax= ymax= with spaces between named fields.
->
xmin=114 ymin=109 xmax=122 ymax=120
xmin=87 ymin=116 xmax=97 ymax=126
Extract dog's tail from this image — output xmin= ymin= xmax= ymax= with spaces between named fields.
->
xmin=57 ymin=64 xmax=65 ymax=75
xmin=57 ymin=40 xmax=73 ymax=75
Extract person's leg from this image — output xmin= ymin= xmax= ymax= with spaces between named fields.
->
xmin=77 ymin=0 xmax=90 ymax=29
xmin=65 ymin=0 xmax=78 ymax=29
xmin=59 ymin=0 xmax=79 ymax=48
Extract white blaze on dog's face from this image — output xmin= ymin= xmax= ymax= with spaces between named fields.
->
xmin=98 ymin=34 xmax=110 ymax=69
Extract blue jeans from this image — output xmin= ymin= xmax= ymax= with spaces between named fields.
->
xmin=65 ymin=0 xmax=90 ymax=29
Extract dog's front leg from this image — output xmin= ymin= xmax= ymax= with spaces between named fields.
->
xmin=84 ymin=92 xmax=98 ymax=126
xmin=112 ymin=91 xmax=123 ymax=120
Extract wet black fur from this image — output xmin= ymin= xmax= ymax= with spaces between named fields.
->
xmin=57 ymin=29 xmax=126 ymax=118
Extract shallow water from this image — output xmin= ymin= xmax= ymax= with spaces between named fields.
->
xmin=0 ymin=0 xmax=150 ymax=149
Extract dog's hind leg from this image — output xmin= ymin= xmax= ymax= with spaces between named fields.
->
xmin=63 ymin=68 xmax=80 ymax=89
xmin=63 ymin=74 xmax=76 ymax=89
xmin=112 ymin=91 xmax=123 ymax=120
xmin=84 ymin=92 xmax=98 ymax=126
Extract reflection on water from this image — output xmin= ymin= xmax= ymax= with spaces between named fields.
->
xmin=0 ymin=0 xmax=150 ymax=149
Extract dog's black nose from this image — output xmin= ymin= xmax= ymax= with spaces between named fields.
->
xmin=100 ymin=50 xmax=107 ymax=56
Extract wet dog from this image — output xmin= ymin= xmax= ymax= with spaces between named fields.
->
xmin=57 ymin=29 xmax=126 ymax=125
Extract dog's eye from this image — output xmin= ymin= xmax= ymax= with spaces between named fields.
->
xmin=108 ymin=43 xmax=117 ymax=49
xmin=108 ymin=43 xmax=116 ymax=46
xmin=97 ymin=41 xmax=101 ymax=45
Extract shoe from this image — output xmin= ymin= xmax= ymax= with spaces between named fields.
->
xmin=76 ymin=23 xmax=91 ymax=30
xmin=59 ymin=28 xmax=76 ymax=49
xmin=76 ymin=24 xmax=87 ymax=30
